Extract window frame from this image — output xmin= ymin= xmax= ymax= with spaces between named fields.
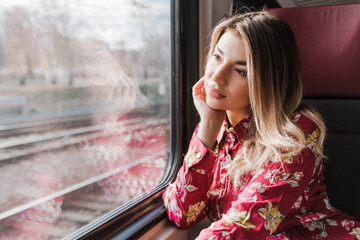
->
xmin=62 ymin=0 xmax=199 ymax=239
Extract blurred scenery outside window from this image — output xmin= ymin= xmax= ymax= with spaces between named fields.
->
xmin=0 ymin=0 xmax=170 ymax=239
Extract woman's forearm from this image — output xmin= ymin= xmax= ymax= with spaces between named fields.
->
xmin=197 ymin=120 xmax=222 ymax=150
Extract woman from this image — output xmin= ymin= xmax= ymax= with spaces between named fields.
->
xmin=163 ymin=11 xmax=360 ymax=239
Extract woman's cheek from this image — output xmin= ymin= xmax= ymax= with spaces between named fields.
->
xmin=204 ymin=87 xmax=216 ymax=109
xmin=203 ymin=79 xmax=208 ymax=96
xmin=203 ymin=81 xmax=210 ymax=103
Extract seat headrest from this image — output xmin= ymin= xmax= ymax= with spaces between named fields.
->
xmin=268 ymin=4 xmax=360 ymax=98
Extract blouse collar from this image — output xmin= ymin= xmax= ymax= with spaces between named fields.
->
xmin=217 ymin=112 xmax=252 ymax=143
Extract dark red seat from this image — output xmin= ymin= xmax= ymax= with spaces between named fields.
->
xmin=269 ymin=3 xmax=360 ymax=220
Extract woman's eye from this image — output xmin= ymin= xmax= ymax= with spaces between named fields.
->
xmin=212 ymin=53 xmax=222 ymax=61
xmin=234 ymin=68 xmax=247 ymax=77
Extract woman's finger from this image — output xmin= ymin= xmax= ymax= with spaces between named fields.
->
xmin=193 ymin=77 xmax=205 ymax=94
xmin=193 ymin=77 xmax=206 ymax=101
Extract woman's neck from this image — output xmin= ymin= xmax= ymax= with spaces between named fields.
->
xmin=226 ymin=108 xmax=250 ymax=127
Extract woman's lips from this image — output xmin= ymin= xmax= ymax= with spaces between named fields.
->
xmin=208 ymin=87 xmax=226 ymax=99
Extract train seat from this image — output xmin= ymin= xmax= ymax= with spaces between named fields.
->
xmin=269 ymin=3 xmax=360 ymax=220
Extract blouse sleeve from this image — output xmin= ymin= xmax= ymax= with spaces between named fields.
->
xmin=162 ymin=125 xmax=218 ymax=229
xmin=195 ymin=117 xmax=322 ymax=239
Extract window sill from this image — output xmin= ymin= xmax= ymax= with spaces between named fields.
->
xmin=139 ymin=217 xmax=211 ymax=240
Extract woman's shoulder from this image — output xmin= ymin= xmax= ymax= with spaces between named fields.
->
xmin=292 ymin=107 xmax=325 ymax=155
xmin=292 ymin=112 xmax=319 ymax=135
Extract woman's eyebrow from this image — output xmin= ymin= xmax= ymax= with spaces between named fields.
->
xmin=215 ymin=44 xmax=247 ymax=66
xmin=236 ymin=60 xmax=247 ymax=66
xmin=215 ymin=44 xmax=223 ymax=54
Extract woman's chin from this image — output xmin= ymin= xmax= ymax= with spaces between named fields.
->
xmin=206 ymin=98 xmax=224 ymax=110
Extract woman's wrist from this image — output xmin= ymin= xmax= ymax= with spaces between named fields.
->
xmin=197 ymin=120 xmax=222 ymax=150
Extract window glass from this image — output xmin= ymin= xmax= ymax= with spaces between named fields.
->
xmin=0 ymin=0 xmax=170 ymax=239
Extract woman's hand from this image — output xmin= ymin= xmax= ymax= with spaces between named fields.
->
xmin=193 ymin=77 xmax=226 ymax=149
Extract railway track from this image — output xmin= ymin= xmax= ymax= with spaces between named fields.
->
xmin=0 ymin=110 xmax=170 ymax=239
xmin=0 ymin=113 xmax=170 ymax=163
xmin=0 ymin=113 xmax=94 ymax=138
xmin=0 ymin=150 xmax=169 ymax=240
xmin=0 ymin=100 xmax=170 ymax=239
xmin=0 ymin=101 xmax=168 ymax=138
xmin=50 ymin=151 xmax=168 ymax=239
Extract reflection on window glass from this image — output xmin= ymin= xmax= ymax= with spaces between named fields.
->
xmin=0 ymin=0 xmax=170 ymax=239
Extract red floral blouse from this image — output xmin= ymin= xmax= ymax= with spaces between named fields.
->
xmin=163 ymin=113 xmax=360 ymax=239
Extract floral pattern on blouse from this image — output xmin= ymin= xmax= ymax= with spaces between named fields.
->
xmin=223 ymin=207 xmax=255 ymax=229
xmin=258 ymin=202 xmax=285 ymax=234
xmin=184 ymin=201 xmax=206 ymax=226
xmin=163 ymin=113 xmax=360 ymax=239
xmin=350 ymin=227 xmax=360 ymax=239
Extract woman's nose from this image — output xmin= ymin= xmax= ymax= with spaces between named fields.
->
xmin=211 ymin=64 xmax=228 ymax=85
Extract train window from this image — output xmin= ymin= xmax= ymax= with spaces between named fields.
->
xmin=0 ymin=0 xmax=170 ymax=239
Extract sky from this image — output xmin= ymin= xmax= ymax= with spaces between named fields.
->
xmin=0 ymin=0 xmax=170 ymax=50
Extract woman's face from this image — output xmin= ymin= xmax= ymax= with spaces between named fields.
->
xmin=204 ymin=30 xmax=251 ymax=119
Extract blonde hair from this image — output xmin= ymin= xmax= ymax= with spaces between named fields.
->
xmin=206 ymin=11 xmax=326 ymax=187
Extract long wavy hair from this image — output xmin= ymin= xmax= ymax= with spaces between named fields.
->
xmin=205 ymin=11 xmax=326 ymax=188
